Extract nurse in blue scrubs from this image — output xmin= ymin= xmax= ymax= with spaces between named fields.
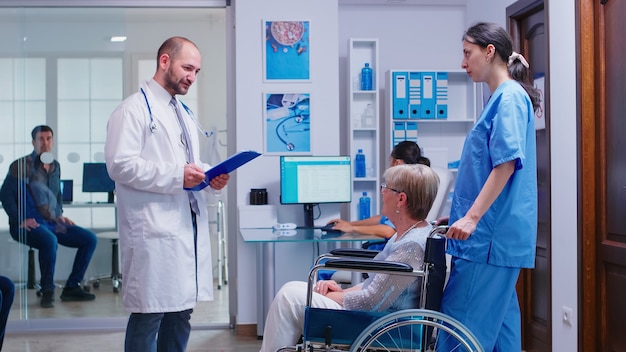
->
xmin=438 ymin=22 xmax=541 ymax=351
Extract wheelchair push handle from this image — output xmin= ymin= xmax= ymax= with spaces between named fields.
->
xmin=429 ymin=225 xmax=449 ymax=238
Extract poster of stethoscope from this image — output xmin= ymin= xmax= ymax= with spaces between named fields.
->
xmin=263 ymin=20 xmax=310 ymax=81
xmin=264 ymin=93 xmax=311 ymax=154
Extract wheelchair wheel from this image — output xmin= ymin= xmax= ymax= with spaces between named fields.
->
xmin=349 ymin=309 xmax=483 ymax=352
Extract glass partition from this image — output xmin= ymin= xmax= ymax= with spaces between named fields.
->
xmin=0 ymin=5 xmax=228 ymax=331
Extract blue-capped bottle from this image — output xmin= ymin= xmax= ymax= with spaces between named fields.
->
xmin=359 ymin=192 xmax=371 ymax=220
xmin=360 ymin=63 xmax=373 ymax=91
xmin=355 ymin=149 xmax=366 ymax=178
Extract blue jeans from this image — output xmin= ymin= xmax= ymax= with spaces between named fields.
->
xmin=125 ymin=309 xmax=193 ymax=352
xmin=0 ymin=276 xmax=15 ymax=350
xmin=10 ymin=223 xmax=97 ymax=291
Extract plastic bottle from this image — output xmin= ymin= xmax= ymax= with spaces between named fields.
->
xmin=355 ymin=149 xmax=366 ymax=177
xmin=362 ymin=103 xmax=375 ymax=128
xmin=359 ymin=192 xmax=371 ymax=220
xmin=360 ymin=63 xmax=373 ymax=91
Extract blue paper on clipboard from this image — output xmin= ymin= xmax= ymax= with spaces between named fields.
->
xmin=185 ymin=150 xmax=261 ymax=191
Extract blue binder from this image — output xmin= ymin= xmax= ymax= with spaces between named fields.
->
xmin=392 ymin=72 xmax=409 ymax=119
xmin=393 ymin=121 xmax=407 ymax=147
xmin=405 ymin=122 xmax=418 ymax=140
xmin=436 ymin=72 xmax=448 ymax=119
xmin=419 ymin=72 xmax=436 ymax=119
xmin=408 ymin=72 xmax=422 ymax=119
xmin=185 ymin=150 xmax=261 ymax=191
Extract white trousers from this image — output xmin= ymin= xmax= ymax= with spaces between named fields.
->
xmin=259 ymin=281 xmax=344 ymax=352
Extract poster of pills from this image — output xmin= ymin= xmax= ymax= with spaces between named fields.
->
xmin=263 ymin=20 xmax=310 ymax=81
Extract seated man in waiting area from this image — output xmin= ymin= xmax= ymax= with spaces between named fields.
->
xmin=0 ymin=125 xmax=97 ymax=308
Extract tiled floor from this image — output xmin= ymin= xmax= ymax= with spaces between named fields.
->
xmin=3 ymin=280 xmax=257 ymax=351
xmin=8 ymin=279 xmax=229 ymax=324
xmin=3 ymin=329 xmax=263 ymax=352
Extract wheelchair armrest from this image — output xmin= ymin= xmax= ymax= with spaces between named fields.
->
xmin=361 ymin=239 xmax=387 ymax=250
xmin=328 ymin=248 xmax=380 ymax=259
xmin=323 ymin=259 xmax=413 ymax=273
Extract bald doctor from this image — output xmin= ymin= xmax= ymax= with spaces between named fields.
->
xmin=105 ymin=36 xmax=229 ymax=352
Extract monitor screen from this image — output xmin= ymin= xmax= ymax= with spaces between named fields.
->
xmin=280 ymin=155 xmax=352 ymax=205
xmin=82 ymin=163 xmax=115 ymax=202
xmin=280 ymin=156 xmax=351 ymax=227
xmin=60 ymin=179 xmax=74 ymax=204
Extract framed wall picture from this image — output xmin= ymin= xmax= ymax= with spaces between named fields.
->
xmin=263 ymin=93 xmax=311 ymax=154
xmin=263 ymin=20 xmax=310 ymax=82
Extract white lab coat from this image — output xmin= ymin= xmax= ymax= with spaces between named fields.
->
xmin=104 ymin=80 xmax=213 ymax=313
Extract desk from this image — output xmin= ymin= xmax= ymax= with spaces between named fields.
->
xmin=240 ymin=227 xmax=380 ymax=336
xmin=66 ymin=203 xmax=119 ymax=292
xmin=64 ymin=202 xmax=116 ymax=208
xmin=94 ymin=231 xmax=121 ymax=292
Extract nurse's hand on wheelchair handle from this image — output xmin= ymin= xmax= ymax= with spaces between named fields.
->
xmin=446 ymin=216 xmax=476 ymax=240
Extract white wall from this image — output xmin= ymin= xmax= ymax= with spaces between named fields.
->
xmin=547 ymin=2 xmax=578 ymax=351
xmin=232 ymin=0 xmax=340 ymax=325
xmin=338 ymin=4 xmax=467 ymax=168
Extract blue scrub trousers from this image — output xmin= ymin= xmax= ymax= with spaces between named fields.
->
xmin=10 ymin=223 xmax=97 ymax=291
xmin=437 ymin=257 xmax=521 ymax=351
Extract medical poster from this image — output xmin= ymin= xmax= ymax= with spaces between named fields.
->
xmin=264 ymin=93 xmax=311 ymax=154
xmin=263 ymin=20 xmax=310 ymax=81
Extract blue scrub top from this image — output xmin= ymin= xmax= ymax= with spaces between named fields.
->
xmin=379 ymin=215 xmax=395 ymax=228
xmin=448 ymin=80 xmax=537 ymax=268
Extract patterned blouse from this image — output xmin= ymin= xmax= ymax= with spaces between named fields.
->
xmin=343 ymin=225 xmax=431 ymax=312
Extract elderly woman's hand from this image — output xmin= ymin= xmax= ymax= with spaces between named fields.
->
xmin=314 ymin=280 xmax=343 ymax=296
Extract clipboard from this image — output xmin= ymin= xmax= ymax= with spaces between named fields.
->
xmin=185 ymin=150 xmax=262 ymax=191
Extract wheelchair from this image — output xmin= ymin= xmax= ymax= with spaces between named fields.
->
xmin=276 ymin=225 xmax=483 ymax=352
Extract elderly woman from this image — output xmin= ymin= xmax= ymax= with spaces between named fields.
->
xmin=259 ymin=164 xmax=440 ymax=352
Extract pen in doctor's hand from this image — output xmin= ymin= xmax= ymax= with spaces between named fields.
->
xmin=184 ymin=162 xmax=206 ymax=188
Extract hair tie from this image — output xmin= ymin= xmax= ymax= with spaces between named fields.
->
xmin=508 ymin=51 xmax=529 ymax=68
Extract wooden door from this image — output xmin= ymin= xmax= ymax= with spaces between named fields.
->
xmin=580 ymin=0 xmax=626 ymax=350
xmin=507 ymin=1 xmax=551 ymax=350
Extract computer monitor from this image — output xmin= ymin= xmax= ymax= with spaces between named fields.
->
xmin=279 ymin=155 xmax=352 ymax=228
xmin=82 ymin=162 xmax=115 ymax=203
xmin=60 ymin=179 xmax=74 ymax=204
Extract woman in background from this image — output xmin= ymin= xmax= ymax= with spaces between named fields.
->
xmin=327 ymin=141 xmax=430 ymax=239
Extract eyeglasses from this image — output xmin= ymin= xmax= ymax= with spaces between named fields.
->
xmin=380 ymin=183 xmax=401 ymax=194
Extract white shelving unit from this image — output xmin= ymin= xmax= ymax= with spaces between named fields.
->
xmin=384 ymin=69 xmax=480 ymax=170
xmin=346 ymin=38 xmax=380 ymax=220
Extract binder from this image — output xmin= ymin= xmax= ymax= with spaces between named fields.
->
xmin=436 ymin=72 xmax=448 ymax=119
xmin=185 ymin=150 xmax=262 ymax=191
xmin=408 ymin=72 xmax=422 ymax=119
xmin=392 ymin=72 xmax=409 ymax=119
xmin=393 ymin=122 xmax=407 ymax=147
xmin=405 ymin=122 xmax=418 ymax=140
xmin=419 ymin=72 xmax=436 ymax=119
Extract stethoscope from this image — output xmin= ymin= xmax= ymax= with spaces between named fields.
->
xmin=267 ymin=96 xmax=310 ymax=151
xmin=275 ymin=114 xmax=310 ymax=151
xmin=140 ymin=87 xmax=212 ymax=138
